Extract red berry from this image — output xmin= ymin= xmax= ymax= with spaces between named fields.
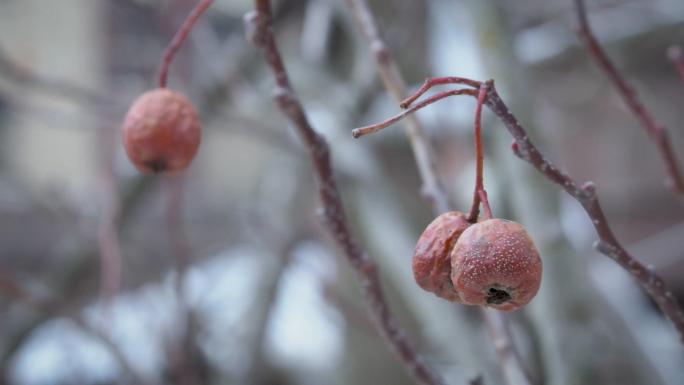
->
xmin=412 ymin=211 xmax=471 ymax=301
xmin=450 ymin=219 xmax=542 ymax=311
xmin=122 ymin=88 xmax=201 ymax=173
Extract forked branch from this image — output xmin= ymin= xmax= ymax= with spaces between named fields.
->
xmin=344 ymin=2 xmax=532 ymax=384
xmin=572 ymin=0 xmax=684 ymax=195
xmin=353 ymin=77 xmax=684 ymax=344
xmin=246 ymin=2 xmax=447 ymax=385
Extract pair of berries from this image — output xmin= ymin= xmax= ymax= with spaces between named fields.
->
xmin=412 ymin=212 xmax=542 ymax=311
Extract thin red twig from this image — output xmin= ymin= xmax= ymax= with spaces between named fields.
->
xmin=468 ymin=82 xmax=492 ymax=222
xmin=352 ymin=88 xmax=477 ymax=138
xmin=573 ymin=0 xmax=684 ymax=195
xmin=400 ymin=76 xmax=480 ymax=109
xmin=246 ymin=2 xmax=447 ymax=385
xmin=157 ymin=0 xmax=214 ymax=88
xmin=343 ymin=0 xmax=451 ymax=214
xmin=353 ymin=77 xmax=684 ymax=344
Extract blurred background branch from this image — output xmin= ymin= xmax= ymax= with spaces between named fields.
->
xmin=0 ymin=1 xmax=682 ymax=385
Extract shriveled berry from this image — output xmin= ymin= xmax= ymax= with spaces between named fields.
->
xmin=450 ymin=219 xmax=542 ymax=311
xmin=122 ymin=88 xmax=201 ymax=173
xmin=412 ymin=211 xmax=471 ymax=301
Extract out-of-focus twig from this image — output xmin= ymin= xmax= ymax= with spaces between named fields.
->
xmin=0 ymin=45 xmax=110 ymax=105
xmin=572 ymin=0 xmax=684 ymax=196
xmin=0 ymin=270 xmax=148 ymax=384
xmin=245 ymin=2 xmax=448 ymax=385
xmin=0 ymin=176 xmax=154 ymax=380
xmin=343 ymin=0 xmax=450 ymax=214
xmin=98 ymin=125 xmax=123 ymax=306
xmin=71 ymin=316 xmax=150 ymax=385
xmin=343 ymin=2 xmax=531 ymax=385
xmin=165 ymin=174 xmax=200 ymax=385
xmin=667 ymin=45 xmax=684 ymax=85
xmin=483 ymin=309 xmax=532 ymax=385
xmin=353 ymin=77 xmax=684 ymax=345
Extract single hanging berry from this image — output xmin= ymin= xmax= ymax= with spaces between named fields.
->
xmin=122 ymin=88 xmax=201 ymax=173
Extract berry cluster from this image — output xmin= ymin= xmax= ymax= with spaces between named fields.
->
xmin=413 ymin=212 xmax=542 ymax=311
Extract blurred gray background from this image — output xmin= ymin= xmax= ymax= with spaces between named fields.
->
xmin=0 ymin=0 xmax=683 ymax=384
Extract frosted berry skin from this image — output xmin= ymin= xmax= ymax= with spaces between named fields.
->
xmin=412 ymin=211 xmax=471 ymax=301
xmin=450 ymin=219 xmax=542 ymax=311
xmin=122 ymin=88 xmax=201 ymax=173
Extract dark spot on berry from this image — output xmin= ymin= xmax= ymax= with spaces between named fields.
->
xmin=486 ymin=286 xmax=511 ymax=305
xmin=145 ymin=159 xmax=167 ymax=173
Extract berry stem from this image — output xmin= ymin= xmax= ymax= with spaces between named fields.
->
xmin=352 ymin=88 xmax=477 ymax=138
xmin=468 ymin=82 xmax=491 ymax=222
xmin=157 ymin=0 xmax=214 ymax=88
xmin=400 ymin=76 xmax=481 ymax=109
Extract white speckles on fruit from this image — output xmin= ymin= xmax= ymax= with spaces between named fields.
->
xmin=450 ymin=219 xmax=542 ymax=311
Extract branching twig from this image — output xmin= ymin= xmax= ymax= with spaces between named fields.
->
xmin=158 ymin=0 xmax=214 ymax=88
xmin=352 ymin=77 xmax=684 ymax=344
xmin=573 ymin=0 xmax=684 ymax=195
xmin=343 ymin=3 xmax=532 ymax=383
xmin=245 ymin=2 xmax=447 ymax=385
xmin=343 ymin=0 xmax=450 ymax=214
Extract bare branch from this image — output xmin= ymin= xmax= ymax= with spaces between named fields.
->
xmin=353 ymin=77 xmax=684 ymax=344
xmin=343 ymin=2 xmax=533 ymax=384
xmin=572 ymin=0 xmax=684 ymax=196
xmin=246 ymin=2 xmax=448 ymax=385
xmin=488 ymin=81 xmax=684 ymax=343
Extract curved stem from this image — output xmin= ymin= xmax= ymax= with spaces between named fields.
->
xmin=157 ymin=0 xmax=214 ymax=88
xmin=352 ymin=88 xmax=476 ymax=138
xmin=467 ymin=82 xmax=491 ymax=222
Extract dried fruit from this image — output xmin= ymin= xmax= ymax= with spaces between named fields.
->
xmin=450 ymin=219 xmax=542 ymax=311
xmin=412 ymin=211 xmax=471 ymax=301
xmin=122 ymin=88 xmax=201 ymax=173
